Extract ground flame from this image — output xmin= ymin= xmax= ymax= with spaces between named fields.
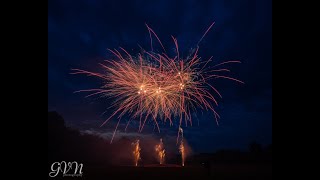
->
xmin=179 ymin=140 xmax=185 ymax=166
xmin=155 ymin=138 xmax=165 ymax=164
xmin=132 ymin=139 xmax=141 ymax=166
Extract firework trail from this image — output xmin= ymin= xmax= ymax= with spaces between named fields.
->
xmin=71 ymin=22 xmax=243 ymax=143
xmin=155 ymin=138 xmax=165 ymax=165
xmin=177 ymin=126 xmax=183 ymax=144
xmin=132 ymin=139 xmax=141 ymax=166
xmin=178 ymin=127 xmax=185 ymax=166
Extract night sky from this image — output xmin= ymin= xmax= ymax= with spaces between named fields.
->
xmin=48 ymin=0 xmax=272 ymax=153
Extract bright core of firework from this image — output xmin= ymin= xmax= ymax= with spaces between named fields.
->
xmin=71 ymin=23 xmax=243 ymax=143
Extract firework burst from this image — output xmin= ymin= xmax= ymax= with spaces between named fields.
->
xmin=71 ymin=22 xmax=243 ymax=143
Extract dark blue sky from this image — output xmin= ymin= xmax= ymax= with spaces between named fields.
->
xmin=48 ymin=0 xmax=272 ymax=153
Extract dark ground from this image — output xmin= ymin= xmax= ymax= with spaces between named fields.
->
xmin=48 ymin=111 xmax=272 ymax=179
xmin=53 ymin=164 xmax=271 ymax=180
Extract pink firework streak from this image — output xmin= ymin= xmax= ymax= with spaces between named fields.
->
xmin=71 ymin=22 xmax=244 ymax=143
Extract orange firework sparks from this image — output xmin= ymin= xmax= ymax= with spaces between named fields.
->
xmin=71 ymin=22 xmax=243 ymax=143
xmin=179 ymin=140 xmax=185 ymax=167
xmin=132 ymin=139 xmax=141 ymax=166
xmin=155 ymin=138 xmax=165 ymax=165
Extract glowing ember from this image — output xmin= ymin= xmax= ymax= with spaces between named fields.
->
xmin=132 ymin=139 xmax=141 ymax=166
xmin=155 ymin=138 xmax=165 ymax=164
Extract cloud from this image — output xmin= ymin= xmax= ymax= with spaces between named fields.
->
xmin=81 ymin=129 xmax=153 ymax=141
